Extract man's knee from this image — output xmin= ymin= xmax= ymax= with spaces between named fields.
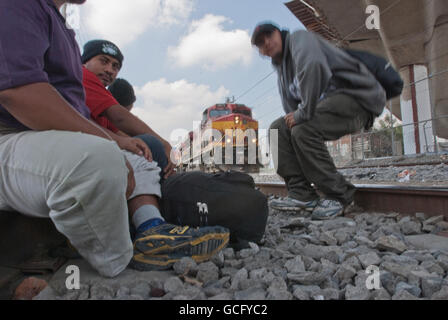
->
xmin=269 ymin=117 xmax=286 ymax=131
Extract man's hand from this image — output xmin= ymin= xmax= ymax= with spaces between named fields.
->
xmin=116 ymin=136 xmax=153 ymax=161
xmin=162 ymin=143 xmax=176 ymax=179
xmin=125 ymin=159 xmax=136 ymax=200
xmin=284 ymin=112 xmax=298 ymax=129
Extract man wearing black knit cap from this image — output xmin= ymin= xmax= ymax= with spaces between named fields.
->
xmin=251 ymin=22 xmax=386 ymax=220
xmin=81 ymin=40 xmax=176 ymax=179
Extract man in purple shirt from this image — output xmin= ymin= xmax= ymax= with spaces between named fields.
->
xmin=0 ymin=0 xmax=229 ymax=277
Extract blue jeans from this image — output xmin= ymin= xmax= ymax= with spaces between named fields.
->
xmin=134 ymin=134 xmax=168 ymax=180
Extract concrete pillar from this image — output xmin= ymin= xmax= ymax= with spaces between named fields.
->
xmin=400 ymin=65 xmax=433 ymax=155
xmin=425 ymin=14 xmax=448 ymax=139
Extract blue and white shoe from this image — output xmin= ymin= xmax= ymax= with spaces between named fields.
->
xmin=311 ymin=199 xmax=345 ymax=220
xmin=269 ymin=197 xmax=318 ymax=212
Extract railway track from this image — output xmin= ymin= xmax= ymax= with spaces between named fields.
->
xmin=255 ymin=182 xmax=448 ymax=218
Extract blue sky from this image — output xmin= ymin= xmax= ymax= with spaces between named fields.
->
xmin=73 ymin=0 xmax=305 ymax=144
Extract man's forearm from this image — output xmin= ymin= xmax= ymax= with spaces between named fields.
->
xmin=105 ymin=104 xmax=170 ymax=145
xmin=0 ymin=82 xmax=112 ymax=140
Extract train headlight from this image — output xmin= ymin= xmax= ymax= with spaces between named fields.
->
xmin=252 ymin=138 xmax=257 ymax=144
xmin=235 ymin=116 xmax=240 ymax=124
xmin=226 ymin=138 xmax=232 ymax=144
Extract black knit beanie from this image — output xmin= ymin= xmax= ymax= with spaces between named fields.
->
xmin=108 ymin=78 xmax=136 ymax=107
xmin=81 ymin=40 xmax=124 ymax=68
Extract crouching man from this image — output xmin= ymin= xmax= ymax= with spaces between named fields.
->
xmin=251 ymin=23 xmax=386 ymax=220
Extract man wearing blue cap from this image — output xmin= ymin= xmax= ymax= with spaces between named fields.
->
xmin=251 ymin=22 xmax=386 ymax=220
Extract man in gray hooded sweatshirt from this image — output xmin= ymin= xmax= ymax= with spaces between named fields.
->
xmin=252 ymin=23 xmax=386 ymax=220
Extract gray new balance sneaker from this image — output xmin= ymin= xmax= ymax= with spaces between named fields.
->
xmin=311 ymin=199 xmax=345 ymax=220
xmin=269 ymin=197 xmax=319 ymax=212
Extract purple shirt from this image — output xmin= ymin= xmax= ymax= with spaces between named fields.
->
xmin=0 ymin=0 xmax=90 ymax=131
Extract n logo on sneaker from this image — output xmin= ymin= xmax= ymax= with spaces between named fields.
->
xmin=169 ymin=226 xmax=189 ymax=235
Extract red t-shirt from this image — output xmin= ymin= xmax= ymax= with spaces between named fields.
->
xmin=82 ymin=67 xmax=119 ymax=133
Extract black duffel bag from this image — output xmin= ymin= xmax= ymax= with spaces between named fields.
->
xmin=160 ymin=171 xmax=268 ymax=250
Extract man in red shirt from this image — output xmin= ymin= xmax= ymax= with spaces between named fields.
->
xmin=81 ymin=40 xmax=175 ymax=178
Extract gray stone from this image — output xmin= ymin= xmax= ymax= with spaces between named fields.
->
xmin=422 ymin=224 xmax=436 ymax=233
xmin=399 ymin=220 xmax=422 ymax=235
xmin=164 ymin=276 xmax=184 ymax=293
xmin=115 ymin=294 xmax=144 ymax=300
xmin=420 ymin=261 xmax=445 ymax=276
xmin=230 ymin=268 xmax=248 ymax=290
xmin=182 ymin=285 xmax=206 ymax=300
xmin=266 ymin=289 xmax=293 ymax=300
xmin=406 ymin=234 xmax=448 ymax=252
xmin=319 ymin=231 xmax=338 ymax=246
xmin=238 ymin=279 xmax=260 ymax=291
xmin=292 ymin=288 xmax=310 ymax=300
xmin=322 ymin=288 xmax=340 ymax=300
xmin=437 ymin=254 xmax=448 ymax=272
xmin=249 ymin=268 xmax=268 ymax=280
xmin=116 ymin=287 xmax=130 ymax=298
xmin=224 ymin=259 xmax=244 ymax=269
xmin=421 ymin=277 xmax=445 ymax=298
xmin=173 ymin=257 xmax=198 ymax=276
xmin=89 ymin=283 xmax=115 ymax=300
xmin=287 ymin=272 xmax=326 ymax=285
xmin=321 ymin=218 xmax=356 ymax=231
xmin=211 ymin=251 xmax=225 ymax=267
xmin=234 ymin=286 xmax=266 ymax=300
xmin=436 ymin=221 xmax=448 ymax=230
xmin=424 ymin=215 xmax=445 ymax=225
xmin=382 ymin=254 xmax=419 ymax=266
xmin=285 ymin=256 xmax=306 ymax=273
xmin=371 ymin=288 xmax=392 ymax=300
xmin=402 ymin=250 xmax=435 ymax=262
xmin=354 ymin=235 xmax=375 ymax=247
xmin=380 ymin=271 xmax=397 ymax=295
xmin=323 ymin=251 xmax=341 ymax=265
xmin=358 ymin=252 xmax=382 ymax=268
xmin=375 ymin=235 xmax=408 ymax=254
xmin=130 ymin=282 xmax=150 ymax=298
xmin=222 ymin=248 xmax=235 ymax=260
xmin=345 ymin=284 xmax=371 ymax=300
xmin=334 ymin=230 xmax=352 ymax=245
xmin=381 ymin=262 xmax=412 ymax=279
xmin=196 ymin=261 xmax=219 ymax=286
xmin=392 ymin=290 xmax=420 ymax=300
xmin=431 ymin=286 xmax=448 ymax=300
xmin=209 ymin=292 xmax=233 ymax=300
xmin=268 ymin=276 xmax=288 ymax=291
xmin=395 ymin=282 xmax=421 ymax=298
xmin=292 ymin=285 xmax=321 ymax=300
xmin=335 ymin=265 xmax=357 ymax=282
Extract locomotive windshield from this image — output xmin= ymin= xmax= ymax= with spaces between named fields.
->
xmin=210 ymin=109 xmax=231 ymax=118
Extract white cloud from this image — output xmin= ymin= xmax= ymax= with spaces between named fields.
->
xmin=132 ymin=78 xmax=229 ymax=143
xmin=168 ymin=14 xmax=253 ymax=70
xmin=81 ymin=0 xmax=194 ymax=47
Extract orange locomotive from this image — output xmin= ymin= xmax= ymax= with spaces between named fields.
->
xmin=178 ymin=103 xmax=263 ymax=173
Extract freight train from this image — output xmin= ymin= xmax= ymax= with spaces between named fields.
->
xmin=177 ymin=103 xmax=263 ymax=173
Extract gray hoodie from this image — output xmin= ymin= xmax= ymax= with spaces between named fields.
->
xmin=273 ymin=30 xmax=386 ymax=125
